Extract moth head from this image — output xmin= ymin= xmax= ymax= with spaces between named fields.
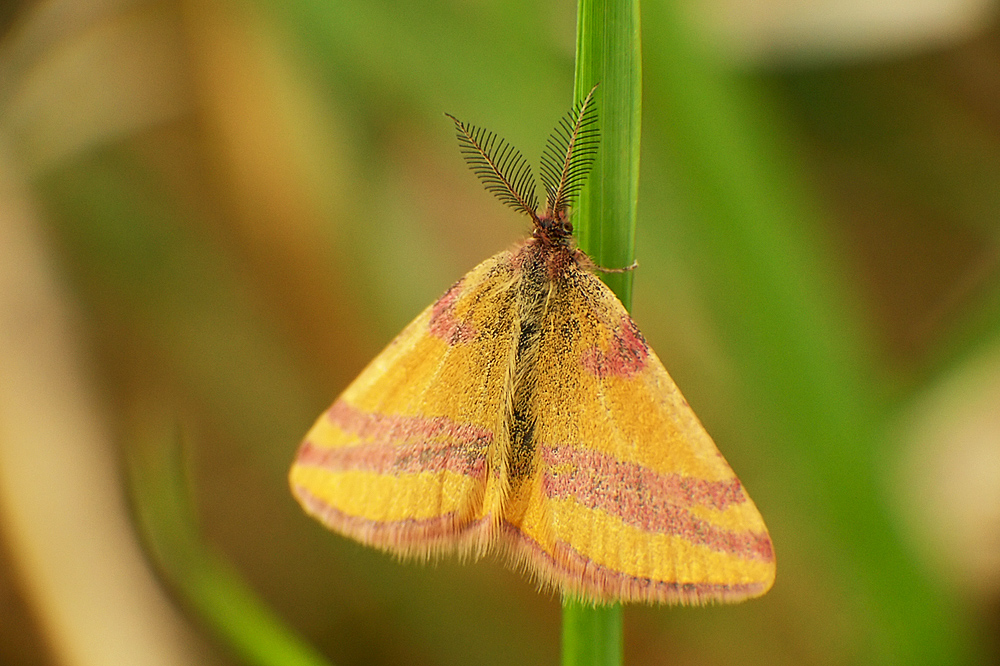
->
xmin=533 ymin=211 xmax=574 ymax=245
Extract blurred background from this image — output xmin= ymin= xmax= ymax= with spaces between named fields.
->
xmin=1 ymin=0 xmax=999 ymax=664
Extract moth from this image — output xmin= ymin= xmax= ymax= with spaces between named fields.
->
xmin=290 ymin=86 xmax=775 ymax=604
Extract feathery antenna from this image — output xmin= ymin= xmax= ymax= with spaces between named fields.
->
xmin=445 ymin=114 xmax=539 ymax=223
xmin=447 ymin=85 xmax=600 ymax=228
xmin=539 ymin=84 xmax=599 ymax=219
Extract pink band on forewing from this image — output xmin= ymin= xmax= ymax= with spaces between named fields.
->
xmin=542 ymin=446 xmax=773 ymax=562
xmin=580 ymin=317 xmax=649 ymax=378
xmin=543 ymin=445 xmax=745 ymax=511
xmin=327 ymin=400 xmax=492 ymax=448
xmin=297 ymin=400 xmax=492 ymax=477
xmin=296 ymin=439 xmax=487 ymax=477
xmin=428 ymin=282 xmax=477 ymax=344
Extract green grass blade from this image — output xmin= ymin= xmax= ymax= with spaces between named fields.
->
xmin=573 ymin=0 xmax=641 ymax=311
xmin=126 ymin=418 xmax=334 ymax=666
xmin=561 ymin=599 xmax=623 ymax=666
xmin=563 ymin=0 xmax=640 ymax=664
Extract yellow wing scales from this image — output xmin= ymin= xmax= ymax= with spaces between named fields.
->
xmin=499 ymin=261 xmax=775 ymax=604
xmin=290 ymin=251 xmax=519 ymax=558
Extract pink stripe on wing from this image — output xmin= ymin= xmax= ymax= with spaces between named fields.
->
xmin=428 ymin=281 xmax=477 ymax=344
xmin=542 ymin=446 xmax=773 ymax=562
xmin=328 ymin=400 xmax=493 ymax=447
xmin=293 ymin=485 xmax=489 ymax=549
xmin=296 ymin=439 xmax=487 ymax=477
xmin=580 ymin=317 xmax=649 ymax=378
xmin=296 ymin=400 xmax=492 ymax=478
xmin=499 ymin=521 xmax=769 ymax=604
xmin=543 ymin=445 xmax=746 ymax=511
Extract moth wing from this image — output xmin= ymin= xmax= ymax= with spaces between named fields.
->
xmin=503 ymin=264 xmax=775 ymax=604
xmin=290 ymin=252 xmax=518 ymax=559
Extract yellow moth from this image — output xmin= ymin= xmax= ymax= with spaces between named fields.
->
xmin=290 ymin=87 xmax=775 ymax=604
